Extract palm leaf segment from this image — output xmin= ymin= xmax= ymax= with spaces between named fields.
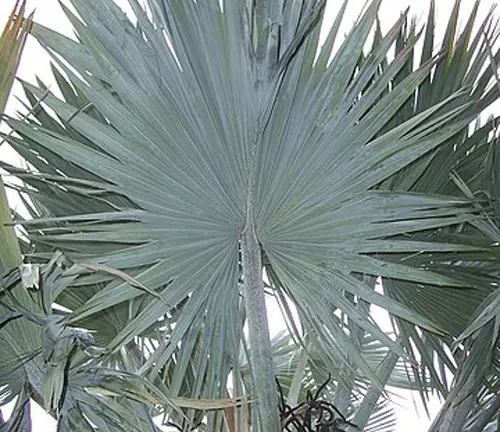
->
xmin=373 ymin=0 xmax=500 ymax=417
xmin=0 ymin=2 xmax=44 ymax=431
xmin=1 ymin=0 xmax=499 ymax=429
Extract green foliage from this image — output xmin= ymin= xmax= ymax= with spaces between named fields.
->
xmin=0 ymin=0 xmax=499 ymax=431
xmin=0 ymin=3 xmax=44 ymax=431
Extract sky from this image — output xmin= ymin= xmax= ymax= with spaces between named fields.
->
xmin=0 ymin=0 xmax=497 ymax=430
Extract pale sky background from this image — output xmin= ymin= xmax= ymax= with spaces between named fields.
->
xmin=0 ymin=0 xmax=497 ymax=431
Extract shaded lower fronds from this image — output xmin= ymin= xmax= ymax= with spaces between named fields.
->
xmin=277 ymin=376 xmax=361 ymax=432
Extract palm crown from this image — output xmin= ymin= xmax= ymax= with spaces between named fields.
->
xmin=0 ymin=0 xmax=499 ymax=431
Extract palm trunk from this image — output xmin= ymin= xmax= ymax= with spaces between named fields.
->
xmin=428 ymin=370 xmax=476 ymax=432
xmin=241 ymin=222 xmax=280 ymax=432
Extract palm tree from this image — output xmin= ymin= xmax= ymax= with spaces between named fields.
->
xmin=0 ymin=0 xmax=498 ymax=430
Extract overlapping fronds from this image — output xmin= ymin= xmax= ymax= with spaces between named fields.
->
xmin=371 ymin=1 xmax=500 ymax=416
xmin=0 ymin=2 xmax=44 ymax=429
xmin=0 ymin=0 xmax=499 ymax=430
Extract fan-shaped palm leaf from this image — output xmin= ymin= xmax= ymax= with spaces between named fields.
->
xmin=371 ymin=2 xmax=500 ymax=418
xmin=2 ymin=0 xmax=499 ymax=430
